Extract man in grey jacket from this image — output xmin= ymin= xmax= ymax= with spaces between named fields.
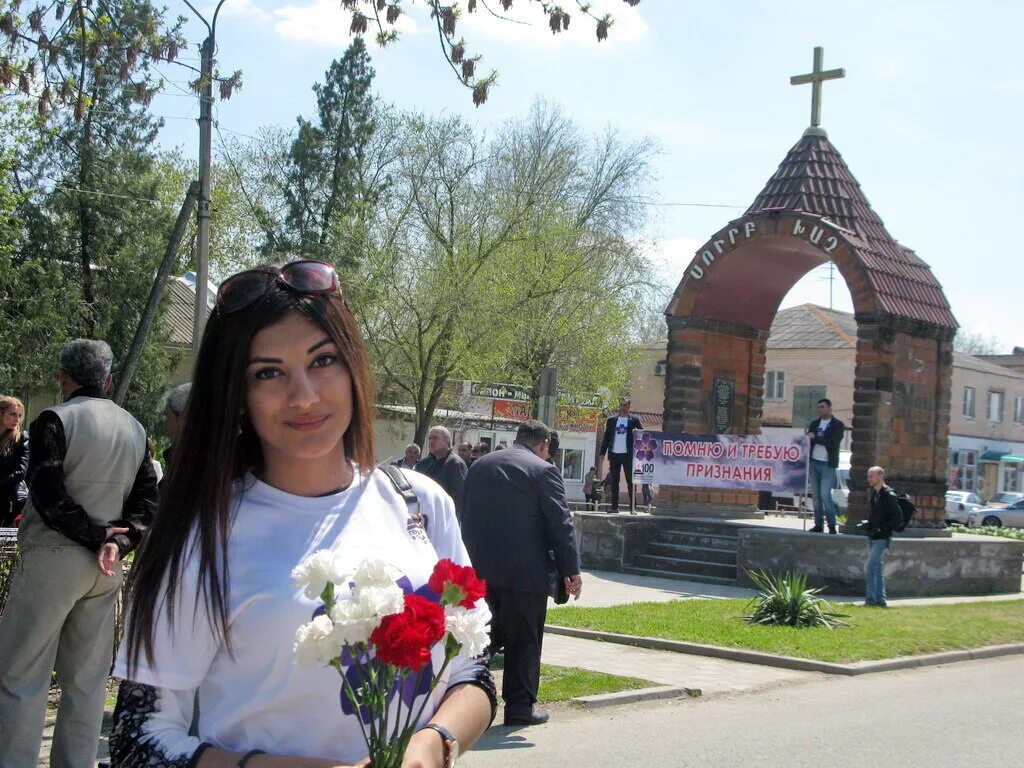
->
xmin=461 ymin=420 xmax=583 ymax=726
xmin=0 ymin=339 xmax=159 ymax=768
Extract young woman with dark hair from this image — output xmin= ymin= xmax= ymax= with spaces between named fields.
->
xmin=111 ymin=261 xmax=495 ymax=768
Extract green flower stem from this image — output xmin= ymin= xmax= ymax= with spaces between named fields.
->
xmin=397 ymin=649 xmax=456 ymax=758
xmin=333 ymin=657 xmax=371 ymax=753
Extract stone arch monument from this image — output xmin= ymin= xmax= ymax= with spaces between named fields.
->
xmin=660 ymin=50 xmax=957 ymax=528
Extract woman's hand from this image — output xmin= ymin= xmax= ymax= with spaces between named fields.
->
xmin=400 ymin=729 xmax=445 ymax=768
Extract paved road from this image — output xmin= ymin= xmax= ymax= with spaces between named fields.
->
xmin=463 ymin=655 xmax=1024 ymax=768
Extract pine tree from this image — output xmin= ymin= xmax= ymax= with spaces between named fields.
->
xmin=280 ymin=37 xmax=377 ymax=270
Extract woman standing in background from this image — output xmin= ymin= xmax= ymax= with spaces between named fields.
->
xmin=0 ymin=396 xmax=29 ymax=527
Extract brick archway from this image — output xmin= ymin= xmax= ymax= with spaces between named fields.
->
xmin=660 ymin=135 xmax=957 ymax=527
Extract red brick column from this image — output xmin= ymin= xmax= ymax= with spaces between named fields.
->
xmin=848 ymin=319 xmax=954 ymax=528
xmin=657 ymin=317 xmax=766 ymax=516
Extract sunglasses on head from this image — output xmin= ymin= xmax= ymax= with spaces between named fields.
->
xmin=215 ymin=260 xmax=340 ymax=314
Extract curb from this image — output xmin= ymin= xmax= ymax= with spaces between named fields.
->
xmin=575 ymin=685 xmax=702 ymax=709
xmin=545 ymin=625 xmax=1024 ymax=676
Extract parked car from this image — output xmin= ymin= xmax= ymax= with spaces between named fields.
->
xmin=983 ymin=491 xmax=1024 ymax=509
xmin=945 ymin=490 xmax=984 ymax=525
xmin=967 ymin=499 xmax=1024 ymax=528
xmin=830 ymin=451 xmax=852 ymax=513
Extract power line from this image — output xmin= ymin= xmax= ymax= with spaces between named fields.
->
xmin=214 ymin=123 xmax=262 ymax=142
xmin=645 ymin=200 xmax=744 ymax=209
xmin=213 ymin=121 xmax=279 ymax=244
xmin=46 ymin=183 xmax=165 ymax=206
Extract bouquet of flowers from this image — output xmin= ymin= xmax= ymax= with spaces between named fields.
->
xmin=292 ymin=554 xmax=489 ymax=768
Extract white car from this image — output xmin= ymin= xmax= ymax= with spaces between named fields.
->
xmin=830 ymin=451 xmax=852 ymax=512
xmin=945 ymin=491 xmax=984 ymax=525
xmin=967 ymin=499 xmax=1024 ymax=528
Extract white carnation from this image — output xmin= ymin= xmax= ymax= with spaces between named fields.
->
xmin=444 ymin=606 xmax=490 ymax=658
xmin=327 ymin=581 xmax=405 ymax=647
xmin=291 ymin=550 xmax=345 ymax=600
xmin=294 ymin=614 xmax=338 ymax=667
xmin=353 ymin=582 xmax=405 ymax=619
xmin=352 ymin=558 xmax=397 ymax=588
xmin=329 ymin=598 xmax=381 ymax=647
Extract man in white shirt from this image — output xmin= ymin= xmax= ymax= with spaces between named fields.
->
xmin=598 ymin=399 xmax=643 ymax=513
xmin=806 ymin=398 xmax=846 ymax=533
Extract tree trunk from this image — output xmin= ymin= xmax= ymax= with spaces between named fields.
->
xmin=77 ymin=96 xmax=98 ymax=334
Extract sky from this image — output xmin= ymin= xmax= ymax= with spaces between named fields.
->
xmin=151 ymin=0 xmax=1023 ymax=350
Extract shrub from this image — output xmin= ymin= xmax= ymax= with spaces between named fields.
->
xmin=949 ymin=524 xmax=1024 ymax=542
xmin=741 ymin=570 xmax=850 ymax=629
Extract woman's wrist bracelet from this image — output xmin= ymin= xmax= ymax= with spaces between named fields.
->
xmin=237 ymin=749 xmax=266 ymax=768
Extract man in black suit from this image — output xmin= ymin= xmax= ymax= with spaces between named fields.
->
xmin=806 ymin=398 xmax=846 ymax=534
xmin=461 ymin=420 xmax=583 ymax=726
xmin=599 ymin=398 xmax=643 ymax=513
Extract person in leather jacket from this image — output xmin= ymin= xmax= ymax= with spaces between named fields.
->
xmin=864 ymin=465 xmax=901 ymax=607
xmin=0 ymin=396 xmax=29 ymax=527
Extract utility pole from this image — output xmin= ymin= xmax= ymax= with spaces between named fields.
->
xmin=114 ymin=182 xmax=200 ymax=405
xmin=182 ymin=0 xmax=228 ymax=351
xmin=537 ymin=367 xmax=558 ymax=428
xmin=194 ymin=34 xmax=213 ymax=351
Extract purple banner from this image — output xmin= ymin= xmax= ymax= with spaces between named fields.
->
xmin=632 ymin=431 xmax=809 ymax=493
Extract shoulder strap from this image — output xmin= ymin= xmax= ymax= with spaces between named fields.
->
xmin=378 ymin=463 xmax=424 ymax=530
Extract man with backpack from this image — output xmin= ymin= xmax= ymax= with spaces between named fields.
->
xmin=864 ymin=465 xmax=909 ymax=607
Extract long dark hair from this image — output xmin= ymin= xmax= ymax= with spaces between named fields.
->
xmin=125 ymin=285 xmax=376 ymax=674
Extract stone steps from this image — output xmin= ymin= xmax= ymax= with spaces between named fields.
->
xmin=629 ymin=554 xmax=738 ymax=581
xmin=646 ymin=541 xmax=738 ymax=565
xmin=622 ymin=565 xmax=738 ymax=586
xmin=656 ymin=531 xmax=739 ymax=550
xmin=626 ymin=518 xmax=743 ymax=584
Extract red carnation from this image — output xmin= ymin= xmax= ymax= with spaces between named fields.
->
xmin=370 ymin=594 xmax=446 ymax=672
xmin=428 ymin=559 xmax=487 ymax=609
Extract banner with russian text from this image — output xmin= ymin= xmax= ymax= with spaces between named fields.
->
xmin=632 ymin=431 xmax=808 ymax=493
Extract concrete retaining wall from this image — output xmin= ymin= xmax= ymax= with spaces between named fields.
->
xmin=571 ymin=512 xmax=1024 ymax=597
xmin=736 ymin=528 xmax=1024 ymax=597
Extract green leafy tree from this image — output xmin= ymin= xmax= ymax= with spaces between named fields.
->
xmin=2 ymin=1 xmax=188 ymax=426
xmin=356 ymin=101 xmax=656 ymax=441
xmin=480 ymin=104 xmax=659 ymax=399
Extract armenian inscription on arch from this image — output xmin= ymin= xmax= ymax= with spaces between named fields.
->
xmin=686 ymin=214 xmax=844 ymax=282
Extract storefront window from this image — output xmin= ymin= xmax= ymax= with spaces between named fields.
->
xmin=948 ymin=449 xmax=977 ymax=492
xmin=1002 ymin=464 xmax=1021 ymax=493
xmin=556 ymin=448 xmax=584 ymax=481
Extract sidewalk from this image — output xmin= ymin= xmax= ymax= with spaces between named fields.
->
xmin=565 ymin=568 xmax=1024 ymax=609
xmin=541 ymin=633 xmax=817 ymax=696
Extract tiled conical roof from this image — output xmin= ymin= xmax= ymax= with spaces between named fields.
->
xmin=747 ymin=133 xmax=957 ymax=328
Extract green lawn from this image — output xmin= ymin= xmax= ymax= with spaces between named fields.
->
xmin=538 ymin=664 xmax=656 ymax=702
xmin=492 ymin=653 xmax=656 ymax=701
xmin=548 ymin=599 xmax=1024 ymax=663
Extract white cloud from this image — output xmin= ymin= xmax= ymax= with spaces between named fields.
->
xmin=274 ymin=0 xmax=420 ymax=48
xmin=205 ymin=0 xmax=272 ymax=23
